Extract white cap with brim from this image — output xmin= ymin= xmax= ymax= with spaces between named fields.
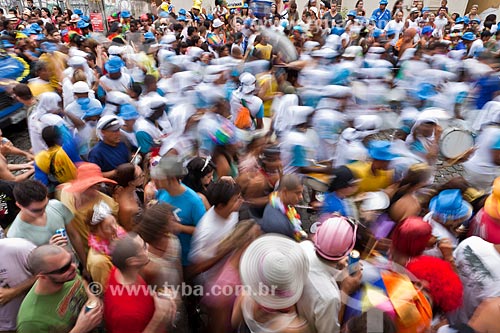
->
xmin=67 ymin=56 xmax=87 ymax=67
xmin=213 ymin=18 xmax=224 ymax=28
xmin=96 ymin=115 xmax=123 ymax=139
xmin=108 ymin=45 xmax=125 ymax=55
xmin=361 ymin=191 xmax=390 ymax=211
xmin=161 ymin=34 xmax=177 ymax=45
xmin=106 ymin=91 xmax=131 ymax=105
xmin=240 ymin=234 xmax=309 ymax=310
xmin=73 ymin=81 xmax=90 ymax=94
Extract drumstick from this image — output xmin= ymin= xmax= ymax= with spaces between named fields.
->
xmin=447 ymin=147 xmax=475 ymax=166
xmin=130 ymin=147 xmax=141 ymax=163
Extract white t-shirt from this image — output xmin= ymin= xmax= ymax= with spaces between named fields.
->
xmin=189 ymin=207 xmax=238 ymax=282
xmin=434 ymin=16 xmax=448 ymax=32
xmin=0 ymin=238 xmax=35 ymax=332
xmin=406 ymin=19 xmax=418 ymax=29
xmin=468 ymin=39 xmax=484 ymax=58
xmin=229 ymin=89 xmax=264 ymax=129
xmin=384 ymin=20 xmax=404 ymax=46
xmin=296 ymin=241 xmax=342 ymax=333
xmin=99 ymin=72 xmax=132 ymax=94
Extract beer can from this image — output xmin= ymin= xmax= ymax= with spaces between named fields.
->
xmin=348 ymin=250 xmax=360 ymax=275
xmin=85 ymin=300 xmax=98 ymax=313
xmin=55 ymin=228 xmax=67 ymax=239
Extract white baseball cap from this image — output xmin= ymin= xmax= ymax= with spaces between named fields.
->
xmin=213 ymin=18 xmax=224 ymax=28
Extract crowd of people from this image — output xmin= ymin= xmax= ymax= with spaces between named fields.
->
xmin=0 ymin=0 xmax=500 ymax=332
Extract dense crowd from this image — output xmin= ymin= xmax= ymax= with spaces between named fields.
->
xmin=0 ymin=0 xmax=500 ymax=332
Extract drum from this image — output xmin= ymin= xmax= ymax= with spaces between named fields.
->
xmin=440 ymin=127 xmax=475 ymax=159
xmin=304 ymin=173 xmax=331 ymax=193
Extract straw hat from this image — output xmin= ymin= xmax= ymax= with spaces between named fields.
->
xmin=240 ymin=234 xmax=309 ymax=310
xmin=65 ymin=163 xmax=116 ymax=193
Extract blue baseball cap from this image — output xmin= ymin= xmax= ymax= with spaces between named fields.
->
xmin=23 ymin=29 xmax=37 ymax=35
xmin=243 ymin=3 xmax=249 ymax=8
xmin=207 ymin=14 xmax=214 ymax=21
xmin=386 ymin=29 xmax=396 ymax=36
xmin=144 ymin=31 xmax=155 ymax=40
xmin=455 ymin=16 xmax=464 ymax=24
xmin=332 ymin=26 xmax=345 ymax=36
xmin=159 ymin=11 xmax=169 ymax=18
xmin=463 ymin=17 xmax=470 ymax=25
xmin=178 ymin=8 xmax=187 ymax=15
xmin=348 ymin=10 xmax=357 ymax=17
xmin=77 ymin=20 xmax=90 ymax=29
xmin=373 ymin=29 xmax=383 ymax=38
xmin=74 ymin=9 xmax=83 ymax=16
xmin=368 ymin=141 xmax=397 ymax=161
xmin=471 ymin=18 xmax=481 ymax=24
xmin=417 ymin=83 xmax=437 ymax=100
xmin=83 ymin=106 xmax=103 ymax=119
xmin=422 ymin=26 xmax=433 ymax=35
xmin=104 ymin=57 xmax=125 ymax=74
xmin=30 ymin=23 xmax=42 ymax=32
xmin=293 ymin=25 xmax=304 ymax=33
xmin=118 ymin=104 xmax=140 ymax=120
xmin=121 ymin=10 xmax=131 ymax=18
xmin=379 ymin=0 xmax=388 ymax=4
xmin=81 ymin=15 xmax=90 ymax=22
xmin=177 ymin=15 xmax=187 ymax=21
xmin=462 ymin=31 xmax=476 ymax=41
xmin=40 ymin=41 xmax=58 ymax=53
xmin=422 ymin=7 xmax=430 ymax=12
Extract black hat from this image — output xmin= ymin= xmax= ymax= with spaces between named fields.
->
xmin=328 ymin=166 xmax=358 ymax=192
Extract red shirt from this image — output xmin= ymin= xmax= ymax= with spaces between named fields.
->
xmin=104 ymin=267 xmax=157 ymax=333
xmin=468 ymin=208 xmax=500 ymax=244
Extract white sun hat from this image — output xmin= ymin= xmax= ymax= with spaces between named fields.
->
xmin=239 ymin=234 xmax=309 ymax=310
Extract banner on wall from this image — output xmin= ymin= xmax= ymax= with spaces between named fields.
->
xmin=90 ymin=12 xmax=104 ymax=32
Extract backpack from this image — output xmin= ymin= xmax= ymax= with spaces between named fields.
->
xmin=234 ymin=99 xmax=254 ymax=129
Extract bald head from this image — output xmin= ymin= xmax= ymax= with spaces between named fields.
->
xmin=28 ymin=244 xmax=66 ymax=275
xmin=278 ymin=174 xmax=302 ymax=191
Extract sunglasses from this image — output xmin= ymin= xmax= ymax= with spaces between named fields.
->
xmin=43 ymin=259 xmax=72 ymax=275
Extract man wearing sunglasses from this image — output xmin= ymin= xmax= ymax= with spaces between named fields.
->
xmin=17 ymin=244 xmax=102 ymax=333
